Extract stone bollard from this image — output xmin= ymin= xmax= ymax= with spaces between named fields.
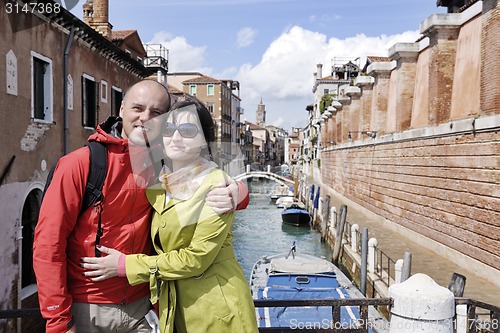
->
xmin=394 ymin=259 xmax=404 ymax=283
xmin=389 ymin=273 xmax=455 ymax=333
xmin=351 ymin=224 xmax=359 ymax=252
xmin=367 ymin=238 xmax=377 ymax=273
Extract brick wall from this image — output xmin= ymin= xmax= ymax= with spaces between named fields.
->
xmin=319 ymin=3 xmax=499 ymax=275
xmin=322 ymin=132 xmax=499 ymax=271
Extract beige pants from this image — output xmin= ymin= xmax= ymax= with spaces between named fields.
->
xmin=71 ymin=296 xmax=152 ymax=333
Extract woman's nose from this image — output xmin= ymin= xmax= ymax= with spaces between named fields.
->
xmin=171 ymin=129 xmax=182 ymax=140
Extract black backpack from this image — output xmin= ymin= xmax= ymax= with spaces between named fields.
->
xmin=42 ymin=141 xmax=107 ymax=256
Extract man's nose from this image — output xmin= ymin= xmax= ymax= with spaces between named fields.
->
xmin=139 ymin=109 xmax=153 ymax=122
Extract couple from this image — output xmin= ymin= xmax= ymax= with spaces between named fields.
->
xmin=33 ymin=80 xmax=258 ymax=333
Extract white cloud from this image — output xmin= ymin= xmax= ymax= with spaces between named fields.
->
xmin=235 ymin=26 xmax=422 ymax=130
xmin=148 ymin=26 xmax=422 ymax=131
xmin=148 ymin=31 xmax=210 ymax=73
xmin=236 ymin=27 xmax=257 ymax=48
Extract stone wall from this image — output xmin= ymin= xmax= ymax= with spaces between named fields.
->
xmin=318 ymin=1 xmax=499 ymax=280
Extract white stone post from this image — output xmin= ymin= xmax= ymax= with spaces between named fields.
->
xmin=246 ymin=164 xmax=250 ymax=173
xmin=395 ymin=259 xmax=404 ymax=284
xmin=351 ymin=224 xmax=359 ymax=252
xmin=455 ymin=304 xmax=467 ymax=333
xmin=329 ymin=206 xmax=337 ymax=233
xmin=368 ymin=238 xmax=377 ymax=273
xmin=267 ymin=165 xmax=271 ymax=172
xmin=389 ymin=274 xmax=455 ymax=333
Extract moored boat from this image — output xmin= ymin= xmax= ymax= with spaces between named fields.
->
xmin=269 ymin=185 xmax=293 ymax=203
xmin=281 ymin=204 xmax=311 ymax=226
xmin=275 ymin=196 xmax=296 ymax=208
xmin=249 ymin=243 xmax=389 ymax=332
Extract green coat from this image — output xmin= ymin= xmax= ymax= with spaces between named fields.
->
xmin=125 ymin=168 xmax=258 ymax=333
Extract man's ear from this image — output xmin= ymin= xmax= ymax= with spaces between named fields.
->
xmin=119 ymin=101 xmax=125 ymax=118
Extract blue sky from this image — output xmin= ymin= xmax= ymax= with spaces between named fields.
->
xmin=71 ymin=1 xmax=447 ymax=132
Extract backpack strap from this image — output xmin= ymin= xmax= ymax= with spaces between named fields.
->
xmin=81 ymin=141 xmax=108 ymax=212
xmin=82 ymin=141 xmax=108 ymax=257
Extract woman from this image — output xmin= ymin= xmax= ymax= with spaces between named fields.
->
xmin=82 ymin=99 xmax=258 ymax=333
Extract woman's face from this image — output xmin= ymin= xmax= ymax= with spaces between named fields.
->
xmin=162 ymin=110 xmax=207 ymax=169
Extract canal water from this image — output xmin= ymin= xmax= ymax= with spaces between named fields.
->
xmin=233 ymin=179 xmax=500 ymax=307
xmin=232 ymin=180 xmax=332 ymax=279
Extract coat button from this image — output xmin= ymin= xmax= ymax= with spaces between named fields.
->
xmin=161 ymin=220 xmax=166 ymax=227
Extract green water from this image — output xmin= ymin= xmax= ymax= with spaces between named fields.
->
xmin=232 ymin=181 xmax=332 ymax=280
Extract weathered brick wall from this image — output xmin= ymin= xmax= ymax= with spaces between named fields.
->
xmin=481 ymin=0 xmax=500 ymax=115
xmin=321 ymin=131 xmax=499 ymax=270
xmin=320 ymin=3 xmax=499 ymax=274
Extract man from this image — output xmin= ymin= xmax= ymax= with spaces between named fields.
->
xmin=33 ymin=80 xmax=248 ymax=333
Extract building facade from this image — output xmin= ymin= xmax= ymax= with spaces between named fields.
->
xmin=0 ymin=0 xmax=153 ymax=331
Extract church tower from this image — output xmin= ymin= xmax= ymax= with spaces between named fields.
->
xmin=256 ymin=98 xmax=266 ymax=127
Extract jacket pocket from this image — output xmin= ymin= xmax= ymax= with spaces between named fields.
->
xmin=180 ymin=273 xmax=232 ymax=321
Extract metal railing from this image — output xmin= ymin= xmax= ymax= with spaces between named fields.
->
xmin=374 ymin=246 xmax=397 ymax=287
xmin=254 ymin=297 xmax=392 ymax=333
xmin=1 ymin=297 xmax=499 ymax=333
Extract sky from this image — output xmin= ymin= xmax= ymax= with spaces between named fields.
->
xmin=71 ymin=1 xmax=447 ymax=133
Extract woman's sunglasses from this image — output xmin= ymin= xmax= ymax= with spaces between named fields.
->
xmin=162 ymin=122 xmax=199 ymax=138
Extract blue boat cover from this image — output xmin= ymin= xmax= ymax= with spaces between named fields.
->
xmin=255 ymin=286 xmax=365 ymax=330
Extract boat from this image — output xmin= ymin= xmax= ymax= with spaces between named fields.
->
xmin=281 ymin=204 xmax=311 ymax=226
xmin=269 ymin=185 xmax=293 ymax=203
xmin=249 ymin=243 xmax=388 ymax=332
xmin=275 ymin=196 xmax=296 ymax=208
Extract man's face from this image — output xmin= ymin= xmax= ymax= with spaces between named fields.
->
xmin=120 ymin=81 xmax=170 ymax=146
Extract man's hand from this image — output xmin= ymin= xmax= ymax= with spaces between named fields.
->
xmin=205 ymin=178 xmax=239 ymax=214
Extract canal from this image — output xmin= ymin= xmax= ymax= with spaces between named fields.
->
xmin=232 ymin=180 xmax=332 ymax=279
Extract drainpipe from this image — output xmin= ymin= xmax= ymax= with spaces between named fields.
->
xmin=64 ymin=26 xmax=75 ymax=155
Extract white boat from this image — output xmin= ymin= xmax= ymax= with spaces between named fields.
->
xmin=269 ymin=185 xmax=293 ymax=203
xmin=249 ymin=243 xmax=389 ymax=332
xmin=275 ymin=196 xmax=302 ymax=208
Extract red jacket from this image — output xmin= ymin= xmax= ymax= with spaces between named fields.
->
xmin=33 ymin=119 xmax=153 ymax=333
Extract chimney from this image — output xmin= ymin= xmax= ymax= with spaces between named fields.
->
xmin=316 ymin=64 xmax=323 ymax=79
xmin=82 ymin=0 xmax=112 ymax=39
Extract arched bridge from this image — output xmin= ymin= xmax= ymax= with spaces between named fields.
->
xmin=234 ymin=171 xmax=294 ymax=187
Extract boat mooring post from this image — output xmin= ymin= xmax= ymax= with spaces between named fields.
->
xmin=332 ymin=205 xmax=347 ymax=264
xmin=388 ymin=273 xmax=455 ymax=333
xmin=360 ymin=227 xmax=368 ymax=296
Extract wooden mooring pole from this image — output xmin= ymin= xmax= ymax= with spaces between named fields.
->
xmin=332 ymin=204 xmax=347 ymax=264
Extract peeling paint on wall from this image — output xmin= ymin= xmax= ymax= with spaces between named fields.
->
xmin=0 ymin=182 xmax=29 ymax=313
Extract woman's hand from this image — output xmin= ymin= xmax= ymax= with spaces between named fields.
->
xmin=205 ymin=178 xmax=239 ymax=214
xmin=81 ymin=245 xmax=123 ymax=281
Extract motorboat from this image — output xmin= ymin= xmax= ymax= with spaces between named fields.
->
xmin=269 ymin=185 xmax=293 ymax=203
xmin=249 ymin=243 xmax=389 ymax=332
xmin=281 ymin=204 xmax=311 ymax=227
xmin=275 ymin=196 xmax=301 ymax=208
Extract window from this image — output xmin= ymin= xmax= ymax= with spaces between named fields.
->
xmin=21 ymin=189 xmax=42 ymax=288
xmin=125 ymin=49 xmax=132 ymax=58
xmin=82 ymin=74 xmax=98 ymax=128
xmin=100 ymin=80 xmax=108 ymax=103
xmin=207 ymin=102 xmax=214 ymax=114
xmin=31 ymin=51 xmax=53 ymax=122
xmin=111 ymin=86 xmax=123 ymax=117
xmin=189 ymin=84 xmax=197 ymax=96
xmin=207 ymin=84 xmax=214 ymax=96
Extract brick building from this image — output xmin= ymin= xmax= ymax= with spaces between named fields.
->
xmin=0 ymin=0 xmax=154 ymax=331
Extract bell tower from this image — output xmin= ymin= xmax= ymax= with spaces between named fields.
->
xmin=83 ymin=0 xmax=113 ymax=39
xmin=256 ymin=98 xmax=266 ymax=127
